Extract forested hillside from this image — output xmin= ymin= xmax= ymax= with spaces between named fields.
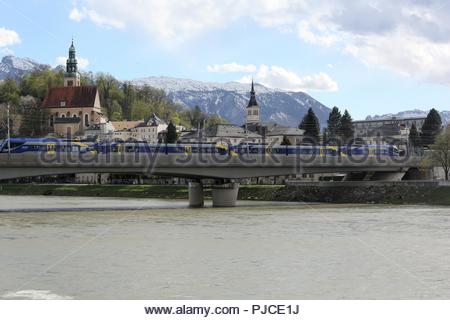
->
xmin=0 ymin=69 xmax=227 ymax=138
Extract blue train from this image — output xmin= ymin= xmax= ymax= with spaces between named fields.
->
xmin=0 ymin=138 xmax=95 ymax=154
xmin=0 ymin=138 xmax=401 ymax=157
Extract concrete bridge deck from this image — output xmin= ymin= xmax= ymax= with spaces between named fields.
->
xmin=0 ymin=153 xmax=423 ymax=207
xmin=0 ymin=153 xmax=421 ymax=180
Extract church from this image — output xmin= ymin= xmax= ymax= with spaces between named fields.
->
xmin=42 ymin=40 xmax=104 ymax=137
xmin=244 ymin=80 xmax=305 ymax=145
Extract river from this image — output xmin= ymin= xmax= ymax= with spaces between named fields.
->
xmin=0 ymin=195 xmax=449 ymax=299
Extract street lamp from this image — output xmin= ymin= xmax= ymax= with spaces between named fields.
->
xmin=7 ymin=102 xmax=11 ymax=158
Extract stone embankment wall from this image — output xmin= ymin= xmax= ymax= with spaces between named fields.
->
xmin=239 ymin=181 xmax=450 ymax=205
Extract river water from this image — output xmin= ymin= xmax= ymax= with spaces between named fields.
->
xmin=0 ymin=195 xmax=449 ymax=299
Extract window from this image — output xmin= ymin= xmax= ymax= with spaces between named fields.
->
xmin=60 ymin=101 xmax=66 ymax=107
xmin=248 ymin=110 xmax=252 ymax=116
xmin=84 ymin=114 xmax=89 ymax=127
xmin=50 ymin=115 xmax=54 ymax=127
xmin=253 ymin=110 xmax=258 ymax=115
xmin=67 ymin=80 xmax=73 ymax=87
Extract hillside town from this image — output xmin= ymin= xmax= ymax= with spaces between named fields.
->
xmin=0 ymin=41 xmax=446 ymax=184
xmin=0 ymin=42 xmax=437 ymax=146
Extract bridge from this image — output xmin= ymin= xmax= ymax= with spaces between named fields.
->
xmin=0 ymin=152 xmax=423 ymax=207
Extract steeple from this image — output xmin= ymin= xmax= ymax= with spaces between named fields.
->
xmin=64 ymin=39 xmax=80 ymax=87
xmin=245 ymin=79 xmax=260 ymax=124
xmin=247 ymin=79 xmax=258 ymax=108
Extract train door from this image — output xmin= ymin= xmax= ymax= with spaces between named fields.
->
xmin=47 ymin=143 xmax=56 ymax=154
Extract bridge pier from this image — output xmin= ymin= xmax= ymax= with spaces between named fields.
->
xmin=211 ymin=182 xmax=240 ymax=208
xmin=370 ymin=172 xmax=406 ymax=181
xmin=188 ymin=181 xmax=204 ymax=208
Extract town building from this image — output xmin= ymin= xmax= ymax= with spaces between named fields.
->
xmin=353 ymin=117 xmax=427 ymax=144
xmin=179 ymin=124 xmax=263 ymax=145
xmin=266 ymin=125 xmax=305 ymax=145
xmin=242 ymin=82 xmax=304 ymax=144
xmin=84 ymin=121 xmax=116 ymax=141
xmin=111 ymin=114 xmax=168 ymax=142
xmin=42 ymin=40 xmax=104 ymax=137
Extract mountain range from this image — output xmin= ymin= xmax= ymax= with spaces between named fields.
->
xmin=0 ymin=55 xmax=331 ymax=127
xmin=2 ymin=54 xmax=449 ymax=127
xmin=366 ymin=109 xmax=450 ymax=125
xmin=0 ymin=55 xmax=49 ymax=81
xmin=132 ymin=76 xmax=331 ymax=127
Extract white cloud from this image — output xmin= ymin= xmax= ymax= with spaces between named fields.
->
xmin=69 ymin=6 xmax=125 ymax=29
xmin=0 ymin=27 xmax=21 ymax=48
xmin=344 ymin=30 xmax=450 ymax=85
xmin=70 ymin=0 xmax=244 ymax=43
xmin=207 ymin=63 xmax=257 ymax=73
xmin=70 ymin=0 xmax=450 ymax=85
xmin=69 ymin=8 xmax=84 ymax=22
xmin=1 ymin=47 xmax=14 ymax=55
xmin=55 ymin=56 xmax=90 ymax=69
xmin=239 ymin=65 xmax=338 ymax=92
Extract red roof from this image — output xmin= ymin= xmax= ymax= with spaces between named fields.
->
xmin=42 ymin=86 xmax=98 ymax=108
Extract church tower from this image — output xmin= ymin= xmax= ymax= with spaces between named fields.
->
xmin=246 ymin=80 xmax=260 ymax=124
xmin=64 ymin=39 xmax=81 ymax=87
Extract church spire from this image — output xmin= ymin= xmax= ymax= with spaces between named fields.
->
xmin=245 ymin=79 xmax=260 ymax=125
xmin=66 ymin=39 xmax=78 ymax=76
xmin=64 ymin=39 xmax=80 ymax=87
xmin=247 ymin=79 xmax=258 ymax=108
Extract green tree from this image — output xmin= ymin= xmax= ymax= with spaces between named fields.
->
xmin=18 ymin=96 xmax=50 ymax=136
xmin=121 ymin=81 xmax=136 ymax=120
xmin=189 ymin=105 xmax=206 ymax=129
xmin=206 ymin=114 xmax=228 ymax=128
xmin=96 ymin=73 xmax=122 ymax=119
xmin=421 ymin=108 xmax=442 ymax=147
xmin=429 ymin=126 xmax=450 ymax=180
xmin=0 ymin=78 xmax=20 ymax=105
xmin=327 ymin=106 xmax=342 ymax=142
xmin=166 ymin=121 xmax=178 ymax=143
xmin=20 ymin=69 xmax=64 ymax=100
xmin=409 ymin=122 xmax=420 ymax=150
xmin=339 ymin=109 xmax=354 ymax=143
xmin=299 ymin=107 xmax=320 ymax=143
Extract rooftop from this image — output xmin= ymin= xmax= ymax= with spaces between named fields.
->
xmin=43 ymin=86 xmax=98 ymax=108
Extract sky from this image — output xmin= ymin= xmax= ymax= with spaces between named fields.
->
xmin=1 ymin=0 xmax=450 ymax=119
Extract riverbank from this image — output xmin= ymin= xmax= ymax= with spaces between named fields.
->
xmin=1 ymin=183 xmax=450 ymax=205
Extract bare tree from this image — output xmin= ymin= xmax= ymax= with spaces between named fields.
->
xmin=430 ymin=126 xmax=450 ymax=180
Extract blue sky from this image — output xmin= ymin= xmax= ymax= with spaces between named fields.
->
xmin=1 ymin=0 xmax=450 ymax=119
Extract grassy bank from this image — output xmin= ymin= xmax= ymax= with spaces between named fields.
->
xmin=0 ymin=184 xmax=283 ymax=201
xmin=1 ymin=183 xmax=450 ymax=205
xmin=0 ymin=184 xmax=189 ymax=199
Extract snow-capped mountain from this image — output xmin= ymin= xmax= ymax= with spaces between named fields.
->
xmin=0 ymin=55 xmax=48 ymax=81
xmin=133 ymin=76 xmax=331 ymax=127
xmin=366 ymin=109 xmax=450 ymax=125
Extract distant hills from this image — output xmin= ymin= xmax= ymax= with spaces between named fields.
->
xmin=0 ymin=55 xmax=332 ymax=127
xmin=0 ymin=55 xmax=49 ymax=81
xmin=3 ymin=54 xmax=450 ymax=128
xmin=132 ymin=76 xmax=331 ymax=127
xmin=366 ymin=109 xmax=450 ymax=125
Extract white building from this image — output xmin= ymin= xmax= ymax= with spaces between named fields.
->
xmin=179 ymin=124 xmax=263 ymax=145
xmin=111 ymin=114 xmax=168 ymax=142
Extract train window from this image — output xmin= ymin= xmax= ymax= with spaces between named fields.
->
xmin=9 ymin=142 xmax=26 ymax=149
